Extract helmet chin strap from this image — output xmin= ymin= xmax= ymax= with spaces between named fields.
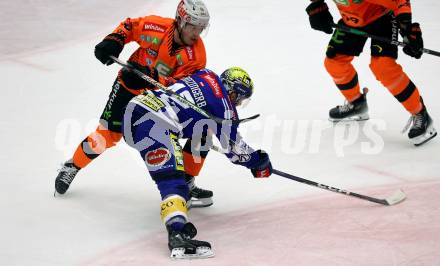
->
xmin=176 ymin=21 xmax=191 ymax=47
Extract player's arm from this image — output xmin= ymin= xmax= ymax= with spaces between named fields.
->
xmin=220 ymin=131 xmax=273 ymax=178
xmin=368 ymin=0 xmax=422 ymax=58
xmin=94 ymin=17 xmax=141 ymax=65
xmin=305 ymin=0 xmax=334 ymax=34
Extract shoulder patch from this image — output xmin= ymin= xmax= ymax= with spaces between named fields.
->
xmin=200 ymin=73 xmax=223 ymax=98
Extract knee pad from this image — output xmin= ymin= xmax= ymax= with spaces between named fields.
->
xmin=369 ymin=57 xmax=404 ymax=86
xmin=324 ymin=55 xmax=355 ymax=79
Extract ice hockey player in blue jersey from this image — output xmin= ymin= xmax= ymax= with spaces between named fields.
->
xmin=122 ymin=67 xmax=272 ymax=259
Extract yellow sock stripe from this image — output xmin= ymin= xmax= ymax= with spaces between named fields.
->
xmin=160 ymin=195 xmax=188 ymax=223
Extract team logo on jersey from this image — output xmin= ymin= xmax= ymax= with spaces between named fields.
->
xmin=230 ymin=152 xmax=251 ymax=163
xmin=184 ymin=47 xmax=195 ymax=61
xmin=143 ymin=23 xmax=166 ymax=33
xmin=147 ymin=48 xmax=158 ymax=58
xmin=200 ymin=73 xmax=223 ymax=98
xmin=140 ymin=35 xmax=162 ymax=46
xmin=170 ymin=133 xmax=184 ymax=171
xmin=155 ymin=60 xmax=173 ymax=76
xmin=145 ymin=148 xmax=171 ymax=167
xmin=333 ymin=0 xmax=349 ymax=6
xmin=176 ymin=54 xmax=184 ymax=66
xmin=136 ymin=93 xmax=165 ymax=112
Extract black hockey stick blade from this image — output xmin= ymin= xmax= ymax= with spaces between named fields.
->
xmin=218 ymin=114 xmax=260 ymax=125
xmin=238 ymin=114 xmax=260 ymax=123
xmin=273 ymin=169 xmax=406 ymax=206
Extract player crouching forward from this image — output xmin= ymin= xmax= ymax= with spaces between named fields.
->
xmin=122 ymin=67 xmax=272 ymax=259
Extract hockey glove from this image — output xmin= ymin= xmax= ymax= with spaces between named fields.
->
xmin=306 ymin=0 xmax=334 ymax=34
xmin=120 ymin=62 xmax=159 ymax=89
xmin=94 ymin=33 xmax=124 ymax=65
xmin=402 ymin=23 xmax=423 ymax=59
xmin=397 ymin=14 xmax=423 ymax=59
xmin=250 ymin=150 xmax=273 ymax=178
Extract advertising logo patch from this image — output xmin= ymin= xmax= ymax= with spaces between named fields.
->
xmin=145 ymin=148 xmax=171 ymax=167
xmin=147 ymin=48 xmax=158 ymax=58
xmin=200 ymin=73 xmax=223 ymax=98
xmin=143 ymin=23 xmax=166 ymax=33
xmin=184 ymin=47 xmax=195 ymax=61
xmin=136 ymin=93 xmax=165 ymax=112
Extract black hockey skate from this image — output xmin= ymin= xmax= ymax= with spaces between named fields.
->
xmin=55 ymin=160 xmax=80 ymax=195
xmin=403 ymin=102 xmax=437 ymax=146
xmin=329 ymin=88 xmax=369 ymax=122
xmin=167 ymin=222 xmax=214 ymax=259
xmin=185 ymin=174 xmax=213 ymax=208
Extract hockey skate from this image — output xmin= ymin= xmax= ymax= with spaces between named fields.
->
xmin=329 ymin=88 xmax=369 ymax=122
xmin=55 ymin=159 xmax=80 ymax=195
xmin=167 ymin=222 xmax=214 ymax=259
xmin=403 ymin=102 xmax=437 ymax=146
xmin=185 ymin=174 xmax=213 ymax=208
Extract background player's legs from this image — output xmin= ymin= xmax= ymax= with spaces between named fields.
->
xmin=370 ymin=57 xmax=422 ymax=114
xmin=55 ymin=78 xmax=136 ymax=194
xmin=367 ymin=14 xmax=437 ymax=145
xmin=183 ymin=136 xmax=213 ymax=208
xmin=324 ymin=55 xmax=361 ymax=102
xmin=325 ymin=21 xmax=369 ymax=121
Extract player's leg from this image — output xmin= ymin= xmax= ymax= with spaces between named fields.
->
xmin=183 ymin=135 xmax=213 ymax=208
xmin=325 ymin=20 xmax=369 ymax=122
xmin=367 ymin=14 xmax=436 ymax=145
xmin=124 ymin=105 xmax=213 ymax=259
xmin=55 ymin=78 xmax=136 ymax=194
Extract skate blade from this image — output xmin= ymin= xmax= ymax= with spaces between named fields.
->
xmin=187 ymin=198 xmax=213 ymax=209
xmin=412 ymin=125 xmax=437 ymax=146
xmin=329 ymin=113 xmax=369 ymax=122
xmin=170 ymin=247 xmax=215 ymax=259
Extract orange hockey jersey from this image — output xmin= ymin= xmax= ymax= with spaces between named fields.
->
xmin=111 ymin=15 xmax=206 ymax=94
xmin=333 ymin=0 xmax=412 ymax=27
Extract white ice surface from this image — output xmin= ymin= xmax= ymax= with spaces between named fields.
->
xmin=1 ymin=1 xmax=440 ymax=265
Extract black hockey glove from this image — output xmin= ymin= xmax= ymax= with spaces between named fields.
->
xmin=397 ymin=14 xmax=423 ymax=59
xmin=402 ymin=23 xmax=423 ymax=59
xmin=250 ymin=150 xmax=273 ymax=178
xmin=120 ymin=62 xmax=159 ymax=89
xmin=94 ymin=33 xmax=124 ymax=65
xmin=306 ymin=0 xmax=334 ymax=34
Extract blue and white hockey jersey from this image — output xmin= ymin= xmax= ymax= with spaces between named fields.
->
xmin=123 ymin=69 xmax=261 ymax=170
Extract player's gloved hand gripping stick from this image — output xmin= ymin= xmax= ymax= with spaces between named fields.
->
xmin=332 ymin=23 xmax=440 ymax=58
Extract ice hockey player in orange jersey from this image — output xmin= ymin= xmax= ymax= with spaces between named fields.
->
xmin=306 ymin=0 xmax=437 ymax=146
xmin=55 ymin=0 xmax=214 ymax=206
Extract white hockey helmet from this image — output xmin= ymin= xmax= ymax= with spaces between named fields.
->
xmin=175 ymin=0 xmax=210 ymax=30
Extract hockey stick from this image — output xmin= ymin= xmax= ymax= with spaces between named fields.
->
xmin=210 ymin=145 xmax=406 ymax=206
xmin=272 ymin=169 xmax=406 ymax=206
xmin=332 ymin=23 xmax=440 ymax=57
xmin=109 ymin=56 xmax=260 ymax=125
